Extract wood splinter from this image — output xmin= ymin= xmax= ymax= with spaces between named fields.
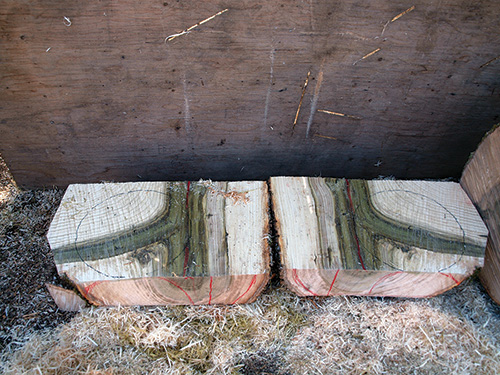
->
xmin=353 ymin=48 xmax=381 ymax=65
xmin=165 ymin=8 xmax=229 ymax=42
xmin=480 ymin=55 xmax=500 ymax=69
xmin=381 ymin=6 xmax=415 ymax=36
xmin=391 ymin=5 xmax=415 ymax=23
xmin=292 ymin=71 xmax=311 ymax=134
xmin=318 ymin=109 xmax=361 ymax=120
xmin=314 ymin=134 xmax=338 ymax=141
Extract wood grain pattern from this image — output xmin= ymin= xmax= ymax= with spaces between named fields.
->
xmin=270 ymin=177 xmax=487 ymax=297
xmin=461 ymin=125 xmax=500 ymax=304
xmin=1 ymin=0 xmax=499 ymax=187
xmin=47 ymin=181 xmax=269 ymax=305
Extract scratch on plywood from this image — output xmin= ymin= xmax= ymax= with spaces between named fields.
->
xmin=165 ymin=8 xmax=229 ymax=42
xmin=337 ymin=31 xmax=371 ymax=41
xmin=480 ymin=55 xmax=500 ymax=69
xmin=305 ymin=64 xmax=324 ymax=139
xmin=353 ymin=48 xmax=381 ymax=65
xmin=314 ymin=134 xmax=338 ymax=140
xmin=318 ymin=109 xmax=362 ymax=120
xmin=264 ymin=49 xmax=276 ymax=130
xmin=292 ymin=71 xmax=311 ymax=134
xmin=183 ymin=77 xmax=191 ymax=132
xmin=63 ymin=16 xmax=72 ymax=27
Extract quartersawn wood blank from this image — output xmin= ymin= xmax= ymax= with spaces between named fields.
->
xmin=461 ymin=125 xmax=500 ymax=305
xmin=47 ymin=181 xmax=270 ymax=306
xmin=270 ymin=177 xmax=488 ymax=298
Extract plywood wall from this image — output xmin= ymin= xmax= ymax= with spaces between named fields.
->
xmin=0 ymin=0 xmax=499 ymax=187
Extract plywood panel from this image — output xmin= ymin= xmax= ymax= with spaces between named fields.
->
xmin=0 ymin=1 xmax=499 ymax=187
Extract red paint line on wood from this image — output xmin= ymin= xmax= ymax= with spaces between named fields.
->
xmin=368 ymin=271 xmax=402 ymax=295
xmin=186 ymin=181 xmax=191 ymax=208
xmin=327 ymin=269 xmax=340 ymax=296
xmin=439 ymin=272 xmax=461 ymax=285
xmin=84 ymin=281 xmax=104 ymax=296
xmin=231 ymin=275 xmax=257 ymax=304
xmin=292 ymin=269 xmax=319 ymax=296
xmin=346 ymin=180 xmax=366 ymax=270
xmin=208 ymin=276 xmax=213 ymax=305
xmin=158 ymin=277 xmax=194 ymax=305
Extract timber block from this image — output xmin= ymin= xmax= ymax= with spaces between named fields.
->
xmin=270 ymin=177 xmax=488 ymax=298
xmin=461 ymin=125 xmax=500 ymax=305
xmin=47 ymin=181 xmax=270 ymax=306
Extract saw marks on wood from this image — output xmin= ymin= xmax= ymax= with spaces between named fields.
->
xmin=270 ymin=177 xmax=488 ymax=298
xmin=47 ymin=181 xmax=270 ymax=306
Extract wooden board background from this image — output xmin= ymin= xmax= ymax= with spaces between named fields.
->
xmin=0 ymin=0 xmax=499 ymax=187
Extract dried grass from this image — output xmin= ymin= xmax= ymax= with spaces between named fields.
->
xmin=3 ymin=281 xmax=500 ymax=374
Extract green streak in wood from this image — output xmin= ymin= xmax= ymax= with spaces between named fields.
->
xmin=349 ymin=180 xmax=485 ymax=267
xmin=54 ymin=185 xmax=186 ymax=265
xmin=323 ymin=178 xmax=364 ymax=270
xmin=165 ymin=183 xmax=189 ymax=277
xmin=54 ymin=183 xmax=220 ymax=278
xmin=184 ymin=183 xmax=208 ymax=277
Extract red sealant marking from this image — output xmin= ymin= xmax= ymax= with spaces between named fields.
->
xmin=346 ymin=179 xmax=366 ymax=270
xmin=368 ymin=271 xmax=402 ymax=295
xmin=208 ymin=276 xmax=213 ymax=305
xmin=159 ymin=277 xmax=194 ymax=305
xmin=439 ymin=272 xmax=460 ymax=285
xmin=186 ymin=181 xmax=191 ymax=208
xmin=84 ymin=281 xmax=104 ymax=296
xmin=327 ymin=269 xmax=340 ymax=296
xmin=231 ymin=275 xmax=257 ymax=304
xmin=292 ymin=269 xmax=318 ymax=296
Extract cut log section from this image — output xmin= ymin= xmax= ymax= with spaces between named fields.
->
xmin=270 ymin=177 xmax=488 ymax=298
xmin=47 ymin=180 xmax=270 ymax=306
xmin=461 ymin=125 xmax=500 ymax=305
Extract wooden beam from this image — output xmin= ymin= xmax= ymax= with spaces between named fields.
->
xmin=270 ymin=177 xmax=487 ymax=297
xmin=461 ymin=125 xmax=500 ymax=305
xmin=47 ymin=181 xmax=270 ymax=305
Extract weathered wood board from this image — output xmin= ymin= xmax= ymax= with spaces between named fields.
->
xmin=461 ymin=124 xmax=500 ymax=305
xmin=1 ymin=0 xmax=500 ymax=187
xmin=47 ymin=180 xmax=270 ymax=305
xmin=270 ymin=177 xmax=488 ymax=297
